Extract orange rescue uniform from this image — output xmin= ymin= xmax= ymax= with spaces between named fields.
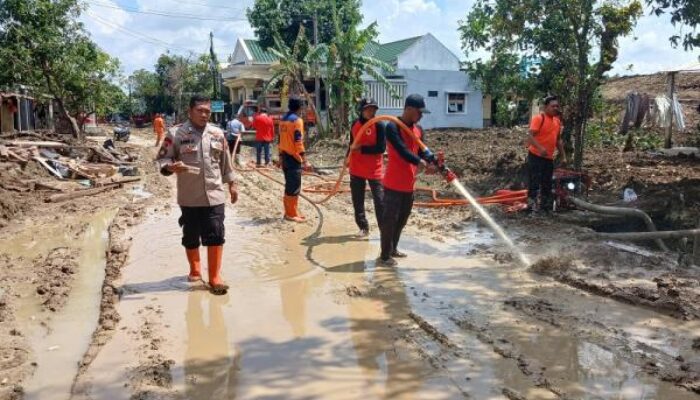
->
xmin=528 ymin=113 xmax=562 ymax=160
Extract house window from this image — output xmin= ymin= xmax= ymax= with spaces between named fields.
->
xmin=428 ymin=91 xmax=438 ymax=97
xmin=364 ymin=81 xmax=407 ymax=109
xmin=447 ymin=93 xmax=466 ymax=114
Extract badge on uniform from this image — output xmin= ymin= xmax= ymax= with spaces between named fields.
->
xmin=182 ymin=144 xmax=199 ymax=154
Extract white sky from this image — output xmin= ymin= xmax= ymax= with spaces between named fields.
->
xmin=81 ymin=0 xmax=699 ymax=76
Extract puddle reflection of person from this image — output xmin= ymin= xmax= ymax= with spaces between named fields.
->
xmin=279 ymin=278 xmax=309 ymax=337
xmin=185 ymin=290 xmax=240 ymax=399
xmin=347 ymin=266 xmax=425 ymax=398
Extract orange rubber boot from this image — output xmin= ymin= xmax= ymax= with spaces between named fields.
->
xmin=186 ymin=248 xmax=202 ymax=282
xmin=283 ymin=195 xmax=293 ymax=220
xmin=207 ymin=245 xmax=229 ymax=295
xmin=284 ymin=195 xmax=305 ymax=222
xmin=286 ymin=195 xmax=306 ymax=223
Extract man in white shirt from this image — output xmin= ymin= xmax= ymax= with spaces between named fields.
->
xmin=226 ymin=115 xmax=245 ymax=164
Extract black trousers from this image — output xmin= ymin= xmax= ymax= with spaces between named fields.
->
xmin=179 ymin=204 xmax=226 ymax=249
xmin=527 ymin=153 xmax=554 ymax=211
xmin=281 ymin=153 xmax=302 ymax=196
xmin=380 ymin=188 xmax=414 ymax=259
xmin=350 ymin=175 xmax=384 ymax=231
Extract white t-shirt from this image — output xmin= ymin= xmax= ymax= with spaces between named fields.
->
xmin=227 ymin=119 xmax=245 ymax=139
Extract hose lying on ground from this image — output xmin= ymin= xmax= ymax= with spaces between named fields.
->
xmin=230 ymin=117 xmax=527 ymax=209
xmin=569 ymin=196 xmax=669 ymax=251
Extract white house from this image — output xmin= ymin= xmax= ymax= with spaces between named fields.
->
xmin=221 ymin=33 xmax=484 ymax=129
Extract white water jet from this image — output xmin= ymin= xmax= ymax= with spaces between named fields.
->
xmin=451 ymin=180 xmax=531 ymax=266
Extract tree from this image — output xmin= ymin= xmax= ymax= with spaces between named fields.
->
xmin=0 ymin=0 xmax=122 ymax=138
xmin=247 ymin=0 xmax=362 ymax=50
xmin=264 ymin=26 xmax=327 ymax=136
xmin=312 ymin=2 xmax=394 ymax=138
xmin=460 ymin=0 xmax=642 ymax=170
xmin=647 ymin=0 xmax=700 ymax=50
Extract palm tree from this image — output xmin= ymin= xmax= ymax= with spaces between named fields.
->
xmin=310 ymin=0 xmax=396 ymax=137
xmin=263 ymin=26 xmax=327 ymax=137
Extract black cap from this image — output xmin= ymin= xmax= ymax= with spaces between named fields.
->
xmin=405 ymin=94 xmax=430 ymax=113
xmin=359 ymin=98 xmax=379 ymax=110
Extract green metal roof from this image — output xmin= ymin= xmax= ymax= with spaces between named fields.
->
xmin=242 ymin=35 xmax=421 ymax=65
xmin=373 ymin=36 xmax=422 ymax=64
xmin=361 ymin=41 xmax=381 ymax=57
xmin=244 ymin=39 xmax=278 ymax=64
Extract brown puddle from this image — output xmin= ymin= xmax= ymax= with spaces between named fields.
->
xmin=0 ymin=208 xmax=117 ymax=400
xmin=76 ymin=204 xmax=698 ymax=399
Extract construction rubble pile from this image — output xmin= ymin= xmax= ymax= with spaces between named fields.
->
xmin=0 ymin=131 xmax=141 ymax=204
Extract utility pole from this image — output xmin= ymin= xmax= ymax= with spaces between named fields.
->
xmin=210 ymin=31 xmax=220 ymax=122
xmin=313 ymin=10 xmax=321 ymax=122
xmin=664 ymin=71 xmax=676 ymax=149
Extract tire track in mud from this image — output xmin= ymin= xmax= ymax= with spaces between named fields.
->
xmin=529 ymin=255 xmax=700 ymax=321
xmin=505 ymin=295 xmax=700 ymax=394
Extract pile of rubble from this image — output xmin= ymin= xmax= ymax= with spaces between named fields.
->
xmin=0 ymin=131 xmax=141 ymax=204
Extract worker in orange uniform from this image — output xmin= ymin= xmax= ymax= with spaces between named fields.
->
xmin=526 ymin=95 xmax=567 ymax=214
xmin=348 ymin=98 xmax=385 ymax=237
xmin=153 ymin=113 xmax=166 ymax=147
xmin=379 ymin=94 xmax=435 ymax=267
xmin=156 ymin=94 xmax=238 ymax=295
xmin=278 ymin=97 xmax=309 ymax=222
xmin=252 ymin=106 xmax=274 ymax=167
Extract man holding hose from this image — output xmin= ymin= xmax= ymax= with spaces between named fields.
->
xmin=526 ymin=95 xmax=567 ymax=213
xmin=348 ymin=98 xmax=385 ymax=238
xmin=379 ymin=94 xmax=435 ymax=267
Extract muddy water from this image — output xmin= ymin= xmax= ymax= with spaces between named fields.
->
xmin=0 ymin=208 xmax=117 ymax=400
xmin=78 ymin=202 xmax=696 ymax=399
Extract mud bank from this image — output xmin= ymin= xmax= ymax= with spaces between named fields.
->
xmin=0 ymin=130 xmax=169 ymax=400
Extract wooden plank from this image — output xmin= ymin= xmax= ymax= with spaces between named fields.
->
xmin=32 ymin=156 xmax=64 ymax=179
xmin=8 ymin=140 xmax=68 ymax=148
xmin=0 ymin=145 xmax=8 ymax=157
xmin=7 ymin=149 xmax=28 ymax=163
xmin=47 ymin=185 xmax=117 ymax=203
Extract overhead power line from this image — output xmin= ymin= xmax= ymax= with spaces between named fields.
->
xmin=86 ymin=11 xmax=235 ymax=57
xmin=86 ymin=1 xmax=248 ymax=22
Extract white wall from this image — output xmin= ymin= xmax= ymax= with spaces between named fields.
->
xmin=231 ymin=39 xmax=250 ymax=65
xmin=374 ymin=69 xmax=483 ymax=129
xmin=397 ymin=34 xmax=461 ymax=72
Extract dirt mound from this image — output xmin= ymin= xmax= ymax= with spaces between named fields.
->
xmin=601 ymin=72 xmax=700 ymax=102
xmin=34 ymin=247 xmax=80 ymax=312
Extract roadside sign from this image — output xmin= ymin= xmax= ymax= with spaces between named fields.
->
xmin=211 ymin=100 xmax=224 ymax=113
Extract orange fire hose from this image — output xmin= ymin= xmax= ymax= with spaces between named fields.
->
xmin=230 ymin=116 xmax=528 ymax=210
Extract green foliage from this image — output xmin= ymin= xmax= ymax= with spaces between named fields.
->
xmin=0 ymin=0 xmax=124 ymax=136
xmin=459 ymin=0 xmax=643 ymax=169
xmin=262 ymin=0 xmax=390 ymax=138
xmin=313 ymin=6 xmax=394 ymax=136
xmin=647 ymin=0 xmax=700 ymax=51
xmin=128 ymin=53 xmax=221 ymax=118
xmin=247 ymin=0 xmax=362 ymax=50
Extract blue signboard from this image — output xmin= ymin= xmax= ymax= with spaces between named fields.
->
xmin=211 ymin=100 xmax=225 ymax=113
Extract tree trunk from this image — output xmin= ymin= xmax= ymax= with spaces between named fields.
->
xmin=41 ymin=62 xmax=81 ymax=139
xmin=55 ymin=97 xmax=81 ymax=139
xmin=295 ymin=76 xmax=326 ymax=138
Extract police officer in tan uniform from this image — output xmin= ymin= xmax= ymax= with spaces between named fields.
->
xmin=156 ymin=94 xmax=238 ymax=295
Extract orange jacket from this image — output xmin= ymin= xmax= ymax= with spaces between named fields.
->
xmin=278 ymin=113 xmax=305 ymax=163
xmin=154 ymin=117 xmax=165 ymax=134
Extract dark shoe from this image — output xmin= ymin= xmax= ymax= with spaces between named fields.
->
xmin=209 ymin=283 xmax=229 ymax=295
xmin=377 ymin=257 xmax=397 ymax=267
xmin=391 ymin=250 xmax=408 ymax=258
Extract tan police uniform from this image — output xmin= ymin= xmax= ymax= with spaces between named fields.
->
xmin=156 ymin=120 xmax=235 ymax=249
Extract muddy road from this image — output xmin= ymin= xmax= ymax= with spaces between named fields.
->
xmin=2 ymin=134 xmax=699 ymax=399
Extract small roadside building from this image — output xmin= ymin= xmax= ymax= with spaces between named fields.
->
xmin=221 ymin=33 xmax=484 ymax=129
